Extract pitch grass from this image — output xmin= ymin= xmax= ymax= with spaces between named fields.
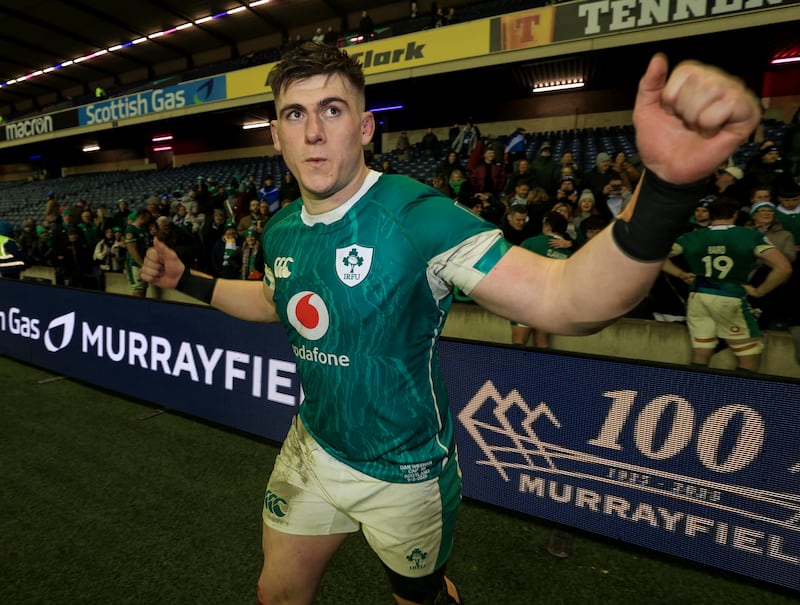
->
xmin=1 ymin=356 xmax=797 ymax=605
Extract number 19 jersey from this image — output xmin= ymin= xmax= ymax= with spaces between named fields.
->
xmin=262 ymin=171 xmax=509 ymax=483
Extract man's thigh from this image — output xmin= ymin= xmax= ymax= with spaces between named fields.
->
xmin=258 ymin=524 xmax=348 ymax=605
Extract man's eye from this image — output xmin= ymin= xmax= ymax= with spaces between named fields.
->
xmin=324 ymin=106 xmax=340 ymax=117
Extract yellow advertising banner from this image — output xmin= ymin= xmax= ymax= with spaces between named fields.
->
xmin=226 ymin=19 xmax=492 ymax=101
xmin=490 ymin=7 xmax=555 ymax=52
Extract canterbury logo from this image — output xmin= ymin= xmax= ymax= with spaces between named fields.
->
xmin=264 ymin=489 xmax=288 ymax=517
xmin=273 ymin=257 xmax=294 ymax=279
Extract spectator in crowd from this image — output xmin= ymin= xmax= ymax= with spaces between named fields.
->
xmin=200 ymin=208 xmax=228 ymax=274
xmin=470 ymin=146 xmax=507 ymax=198
xmin=432 ymin=5 xmax=445 ymax=27
xmin=551 ymin=201 xmax=577 ymax=242
xmin=445 ymin=7 xmax=458 ymax=25
xmin=743 ymin=185 xmax=772 ymax=216
xmin=33 ymin=225 xmax=55 ymax=267
xmin=437 ymin=151 xmax=462 ymax=183
xmin=112 ymin=199 xmax=130 ymax=230
xmin=745 ymin=140 xmax=792 ymax=191
xmin=612 ymin=150 xmax=642 ymax=191
xmin=44 ymin=195 xmax=61 ymax=227
xmin=211 ymin=221 xmax=242 ymax=279
xmin=605 ymin=176 xmax=631 ymax=219
xmin=312 ymin=27 xmax=325 ymax=44
xmin=451 ymin=122 xmax=480 ymax=159
xmin=502 ymin=177 xmax=531 ymax=209
xmin=582 ymin=151 xmax=621 ymax=214
xmin=323 ymin=25 xmax=339 ymax=46
xmin=554 ymin=176 xmax=579 ymax=207
xmin=238 ymin=199 xmax=268 ymax=238
xmin=662 ymin=197 xmax=792 ymax=372
xmin=747 ymin=200 xmax=796 ymax=329
xmin=259 ymin=175 xmax=281 ymax=214
xmin=279 ymin=171 xmax=301 ymax=204
xmin=93 ymin=226 xmax=124 ymax=273
xmin=77 ymin=209 xmax=101 ymax=251
xmin=446 ymin=168 xmax=474 ymax=205
xmin=515 ymin=211 xmax=574 ymax=348
xmin=503 ymin=157 xmax=535 ymax=195
xmin=573 ymin=189 xmax=600 ymax=244
xmin=418 ymin=127 xmax=440 ymax=158
xmin=501 ymin=202 xmax=532 ymax=246
xmin=395 ymin=131 xmax=412 ymax=161
xmin=775 ymin=178 xmax=800 ymax=246
xmin=690 ymin=196 xmax=714 ymax=230
xmin=504 ymin=127 xmax=527 ymax=167
xmin=409 ymin=1 xmax=418 ymax=19
xmin=94 ymin=205 xmax=112 ymax=233
xmin=56 ymin=227 xmax=93 ymax=288
xmin=430 ymin=173 xmax=449 ymax=197
xmin=17 ymin=218 xmax=38 ymax=260
xmin=559 ymin=150 xmax=580 ymax=178
xmin=358 ymin=10 xmax=374 ymax=41
xmin=707 ymin=165 xmax=745 ymax=205
xmin=530 ymin=141 xmax=561 ymax=196
xmin=124 ymin=209 xmax=152 ymax=298
xmin=380 ymin=158 xmax=396 ymax=174
xmin=237 ymin=228 xmax=265 ymax=281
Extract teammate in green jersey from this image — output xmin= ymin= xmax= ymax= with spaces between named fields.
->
xmin=662 ymin=197 xmax=791 ymax=371
xmin=141 ymin=43 xmax=762 ymax=605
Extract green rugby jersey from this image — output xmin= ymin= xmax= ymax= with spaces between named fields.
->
xmin=124 ymin=224 xmax=149 ymax=268
xmin=262 ymin=171 xmax=509 ymax=483
xmin=520 ymin=234 xmax=572 ymax=259
xmin=672 ymin=225 xmax=775 ymax=298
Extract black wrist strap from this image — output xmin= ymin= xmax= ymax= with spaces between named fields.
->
xmin=176 ymin=265 xmax=216 ymax=304
xmin=612 ymin=169 xmax=705 ymax=262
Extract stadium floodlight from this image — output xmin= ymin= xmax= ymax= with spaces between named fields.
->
xmin=533 ymin=81 xmax=585 ymax=93
xmin=771 ymin=56 xmax=800 ymax=65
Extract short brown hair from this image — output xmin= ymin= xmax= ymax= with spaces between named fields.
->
xmin=267 ymin=42 xmax=365 ymax=104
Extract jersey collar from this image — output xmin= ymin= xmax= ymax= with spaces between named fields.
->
xmin=300 ymin=170 xmax=381 ymax=226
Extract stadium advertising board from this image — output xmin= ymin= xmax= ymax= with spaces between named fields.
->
xmin=1 ymin=279 xmax=799 ymax=592
xmin=77 ymin=76 xmax=227 ymax=127
xmin=0 ymin=108 xmax=80 ymax=143
xmin=439 ymin=339 xmax=800 ymax=593
xmin=0 ymin=280 xmax=298 ymax=443
xmin=226 ymin=20 xmax=491 ymax=100
xmin=552 ymin=0 xmax=799 ymax=42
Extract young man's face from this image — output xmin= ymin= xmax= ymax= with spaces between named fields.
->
xmin=270 ymin=74 xmax=374 ymax=208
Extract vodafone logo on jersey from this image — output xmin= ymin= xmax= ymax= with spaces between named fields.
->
xmin=286 ymin=291 xmax=329 ymax=341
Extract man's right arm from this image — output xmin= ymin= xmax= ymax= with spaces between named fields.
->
xmin=141 ymin=238 xmax=279 ymax=323
xmin=743 ymin=247 xmax=793 ymax=299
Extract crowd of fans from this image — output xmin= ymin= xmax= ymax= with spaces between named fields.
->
xmin=1 ymin=114 xmax=799 ymax=357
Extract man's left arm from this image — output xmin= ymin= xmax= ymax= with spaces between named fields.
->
xmin=470 ymin=54 xmax=760 ymax=335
